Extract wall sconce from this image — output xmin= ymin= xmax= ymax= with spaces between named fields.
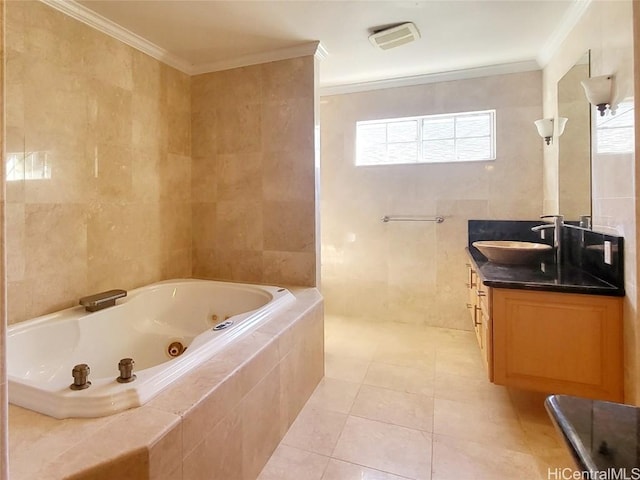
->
xmin=580 ymin=75 xmax=614 ymax=116
xmin=534 ymin=117 xmax=568 ymax=145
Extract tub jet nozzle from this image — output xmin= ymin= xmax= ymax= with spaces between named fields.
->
xmin=70 ymin=364 xmax=91 ymax=390
xmin=117 ymin=358 xmax=136 ymax=383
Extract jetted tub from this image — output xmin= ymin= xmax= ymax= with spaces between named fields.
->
xmin=7 ymin=279 xmax=295 ymax=419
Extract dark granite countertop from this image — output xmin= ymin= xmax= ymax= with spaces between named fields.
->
xmin=545 ymin=394 xmax=640 ymax=473
xmin=467 ymin=247 xmax=624 ymax=296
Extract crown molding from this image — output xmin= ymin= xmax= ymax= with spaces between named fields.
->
xmin=39 ymin=0 xmax=327 ymax=76
xmin=319 ymin=60 xmax=540 ymax=96
xmin=190 ymin=41 xmax=324 ymax=75
xmin=39 ymin=0 xmax=193 ymax=73
xmin=536 ymin=0 xmax=593 ymax=68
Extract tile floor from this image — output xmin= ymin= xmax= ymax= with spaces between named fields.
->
xmin=257 ymin=315 xmax=575 ymax=480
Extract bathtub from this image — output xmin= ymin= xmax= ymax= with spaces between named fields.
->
xmin=7 ymin=279 xmax=295 ymax=419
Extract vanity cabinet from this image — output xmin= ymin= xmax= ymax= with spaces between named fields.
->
xmin=466 ymin=264 xmax=492 ymax=379
xmin=465 ymin=263 xmax=623 ymax=402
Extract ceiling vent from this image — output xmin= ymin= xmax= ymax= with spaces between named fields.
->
xmin=369 ymin=22 xmax=420 ymax=50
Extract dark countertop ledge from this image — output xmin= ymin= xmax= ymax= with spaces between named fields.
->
xmin=545 ymin=394 xmax=640 ymax=472
xmin=467 ymin=247 xmax=624 ymax=297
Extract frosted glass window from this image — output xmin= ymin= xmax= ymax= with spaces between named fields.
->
xmin=356 ymin=110 xmax=495 ymax=166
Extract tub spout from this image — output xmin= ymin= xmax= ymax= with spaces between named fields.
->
xmin=79 ymin=289 xmax=127 ymax=312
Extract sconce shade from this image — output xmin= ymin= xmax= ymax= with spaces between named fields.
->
xmin=535 ymin=118 xmax=554 ymax=145
xmin=581 ymin=75 xmax=613 ymax=116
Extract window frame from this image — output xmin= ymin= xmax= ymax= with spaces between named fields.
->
xmin=355 ymin=109 xmax=497 ymax=167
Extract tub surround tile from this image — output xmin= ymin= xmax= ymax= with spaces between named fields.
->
xmin=279 ymin=309 xmax=325 ymax=428
xmin=8 ymin=405 xmax=116 ymax=480
xmin=241 ymin=365 xmax=283 ymax=480
xmin=8 ymin=288 xmax=324 ymax=480
xmin=237 ymin=335 xmax=281 ymax=397
xmin=261 ymin=57 xmax=314 ymax=102
xmin=263 ymin=200 xmax=316 ymax=253
xmin=190 ymin=156 xmax=217 ymax=201
xmin=217 ymin=103 xmax=263 ymax=154
xmin=213 ymin=248 xmax=265 ymax=283
xmin=148 ymin=418 xmax=183 ymax=480
xmin=262 ymin=149 xmax=315 ymax=203
xmin=7 ymin=0 xmax=193 ymax=324
xmin=262 ymin=251 xmax=317 ymax=287
xmin=190 ymin=198 xmax=215 ymax=247
xmin=30 ymin=407 xmax=180 ymax=480
xmin=190 ymin=56 xmax=318 ymax=288
xmin=216 ymin=152 xmax=262 ymax=201
xmin=183 ymin=408 xmax=244 ymax=480
xmin=148 ymin=364 xmax=242 ymax=457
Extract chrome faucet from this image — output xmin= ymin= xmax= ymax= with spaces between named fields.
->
xmin=532 ymin=214 xmax=564 ymax=264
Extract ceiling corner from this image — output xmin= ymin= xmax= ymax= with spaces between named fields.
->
xmin=39 ymin=0 xmax=194 ymax=74
xmin=190 ymin=41 xmax=323 ymax=76
xmin=536 ymin=0 xmax=593 ymax=68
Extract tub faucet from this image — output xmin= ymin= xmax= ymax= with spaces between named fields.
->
xmin=531 ymin=214 xmax=564 ymax=264
xmin=79 ymin=289 xmax=127 ymax=312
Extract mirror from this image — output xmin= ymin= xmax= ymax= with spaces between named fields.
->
xmin=557 ymin=51 xmax=591 ymax=220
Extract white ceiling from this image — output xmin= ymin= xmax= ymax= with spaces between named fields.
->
xmin=74 ymin=0 xmax=585 ymax=91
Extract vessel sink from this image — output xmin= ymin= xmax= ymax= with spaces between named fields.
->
xmin=472 ymin=240 xmax=553 ymax=265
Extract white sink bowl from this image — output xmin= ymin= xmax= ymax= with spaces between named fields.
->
xmin=472 ymin=240 xmax=553 ymax=265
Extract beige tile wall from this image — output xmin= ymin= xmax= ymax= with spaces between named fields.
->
xmin=190 ymin=57 xmax=317 ymax=287
xmin=541 ymin=0 xmax=637 ymax=403
xmin=0 ymin=0 xmax=7 ymax=477
xmin=5 ymin=1 xmax=192 ymax=324
xmin=320 ymin=72 xmax=543 ymax=330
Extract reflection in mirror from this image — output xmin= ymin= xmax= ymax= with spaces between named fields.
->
xmin=558 ymin=51 xmax=591 ymax=220
xmin=6 ymin=151 xmax=52 ymax=181
xmin=595 ymin=99 xmax=634 ymax=154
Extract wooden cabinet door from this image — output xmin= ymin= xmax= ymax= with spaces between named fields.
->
xmin=492 ymin=288 xmax=623 ymax=402
xmin=478 ymin=290 xmax=493 ymax=381
xmin=465 ymin=264 xmax=478 ymax=323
